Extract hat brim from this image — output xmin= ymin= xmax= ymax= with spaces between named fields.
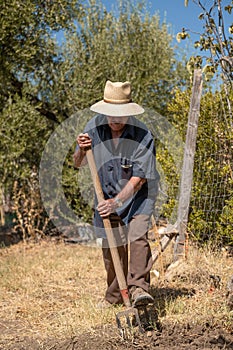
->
xmin=90 ymin=100 xmax=144 ymax=117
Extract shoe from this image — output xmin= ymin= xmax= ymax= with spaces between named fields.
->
xmin=96 ymin=299 xmax=113 ymax=309
xmin=130 ymin=287 xmax=154 ymax=307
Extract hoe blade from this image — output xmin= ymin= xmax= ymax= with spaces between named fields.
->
xmin=116 ymin=307 xmax=144 ymax=338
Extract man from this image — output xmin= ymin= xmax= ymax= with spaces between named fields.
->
xmin=74 ymin=80 xmax=159 ymax=308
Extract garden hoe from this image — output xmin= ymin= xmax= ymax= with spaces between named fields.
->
xmin=86 ymin=148 xmax=144 ymax=338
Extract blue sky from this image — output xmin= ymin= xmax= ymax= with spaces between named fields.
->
xmin=56 ymin=0 xmax=232 ymax=58
xmin=100 ymin=0 xmax=232 ymax=54
xmin=103 ymin=0 xmax=202 ymax=34
xmin=102 ymin=0 xmax=232 ymax=35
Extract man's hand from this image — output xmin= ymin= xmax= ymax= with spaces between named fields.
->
xmin=97 ymin=176 xmax=146 ymax=217
xmin=74 ymin=133 xmax=92 ymax=167
xmin=97 ymin=198 xmax=118 ymax=217
xmin=76 ymin=133 xmax=92 ymax=150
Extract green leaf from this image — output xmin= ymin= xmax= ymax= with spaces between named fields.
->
xmin=176 ymin=31 xmax=188 ymax=42
xmin=198 ymin=13 xmax=204 ymax=20
xmin=224 ymin=5 xmax=232 ymax=14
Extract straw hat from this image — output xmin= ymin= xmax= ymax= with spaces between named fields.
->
xmin=90 ymin=80 xmax=144 ymax=117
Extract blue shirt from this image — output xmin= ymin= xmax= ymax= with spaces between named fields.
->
xmin=81 ymin=114 xmax=160 ymax=236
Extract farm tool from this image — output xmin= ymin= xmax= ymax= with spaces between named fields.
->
xmin=86 ymin=148 xmax=144 ymax=338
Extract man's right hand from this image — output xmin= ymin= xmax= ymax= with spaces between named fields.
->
xmin=74 ymin=133 xmax=92 ymax=167
xmin=76 ymin=133 xmax=92 ymax=150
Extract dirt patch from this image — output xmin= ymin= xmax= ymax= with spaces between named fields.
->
xmin=64 ymin=324 xmax=233 ymax=350
xmin=2 ymin=322 xmax=233 ymax=350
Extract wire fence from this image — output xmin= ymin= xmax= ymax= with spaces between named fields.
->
xmin=188 ymin=80 xmax=233 ymax=245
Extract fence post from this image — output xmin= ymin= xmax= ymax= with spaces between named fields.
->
xmin=0 ymin=187 xmax=5 ymax=226
xmin=174 ymin=69 xmax=203 ymax=261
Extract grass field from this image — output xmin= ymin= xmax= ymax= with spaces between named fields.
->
xmin=0 ymin=238 xmax=232 ymax=349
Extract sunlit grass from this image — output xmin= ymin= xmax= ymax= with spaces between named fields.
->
xmin=0 ymin=239 xmax=232 ymax=348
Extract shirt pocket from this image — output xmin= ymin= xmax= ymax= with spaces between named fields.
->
xmin=120 ymin=157 xmax=133 ymax=180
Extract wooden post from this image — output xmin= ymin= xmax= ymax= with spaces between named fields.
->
xmin=152 ymin=230 xmax=178 ymax=264
xmin=0 ymin=187 xmax=5 ymax=226
xmin=174 ymin=69 xmax=203 ymax=261
xmin=150 ymin=215 xmax=165 ymax=281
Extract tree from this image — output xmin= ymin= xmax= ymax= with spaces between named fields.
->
xmin=177 ymin=0 xmax=233 ymax=84
xmin=0 ymin=0 xmax=84 ymax=233
xmin=49 ymin=0 xmax=189 ymax=117
xmin=0 ymin=0 xmax=83 ymax=122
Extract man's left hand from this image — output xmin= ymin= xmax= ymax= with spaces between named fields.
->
xmin=97 ymin=199 xmax=118 ymax=217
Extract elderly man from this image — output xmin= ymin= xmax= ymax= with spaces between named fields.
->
xmin=74 ymin=80 xmax=159 ymax=308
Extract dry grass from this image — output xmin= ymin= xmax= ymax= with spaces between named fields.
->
xmin=151 ymin=245 xmax=233 ymax=328
xmin=0 ymin=239 xmax=117 ymax=346
xmin=0 ymin=238 xmax=232 ymax=348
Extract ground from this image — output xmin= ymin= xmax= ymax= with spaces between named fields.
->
xmin=0 ymin=235 xmax=232 ymax=350
xmin=1 ymin=321 xmax=233 ymax=349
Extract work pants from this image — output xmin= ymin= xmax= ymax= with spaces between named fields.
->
xmin=102 ymin=214 xmax=153 ymax=304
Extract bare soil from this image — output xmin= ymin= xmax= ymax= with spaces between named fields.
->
xmin=56 ymin=324 xmax=233 ymax=350
xmin=1 ymin=321 xmax=232 ymax=350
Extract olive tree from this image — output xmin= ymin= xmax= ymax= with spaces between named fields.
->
xmin=0 ymin=0 xmax=83 ymax=232
xmin=50 ymin=0 xmax=189 ymax=116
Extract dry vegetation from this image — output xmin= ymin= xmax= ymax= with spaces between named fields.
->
xmin=0 ymin=238 xmax=232 ymax=349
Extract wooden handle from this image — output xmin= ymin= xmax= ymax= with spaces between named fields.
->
xmin=86 ymin=149 xmax=131 ymax=307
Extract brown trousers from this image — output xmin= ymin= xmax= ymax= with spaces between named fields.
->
xmin=102 ymin=214 xmax=153 ymax=304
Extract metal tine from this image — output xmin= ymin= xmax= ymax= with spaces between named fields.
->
xmin=116 ymin=315 xmax=132 ymax=339
xmin=126 ymin=315 xmax=131 ymax=328
xmin=133 ymin=309 xmax=144 ymax=333
xmin=116 ymin=315 xmax=124 ymax=338
xmin=116 ymin=308 xmax=144 ymax=339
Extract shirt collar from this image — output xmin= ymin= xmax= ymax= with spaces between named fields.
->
xmin=100 ymin=115 xmax=136 ymax=139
